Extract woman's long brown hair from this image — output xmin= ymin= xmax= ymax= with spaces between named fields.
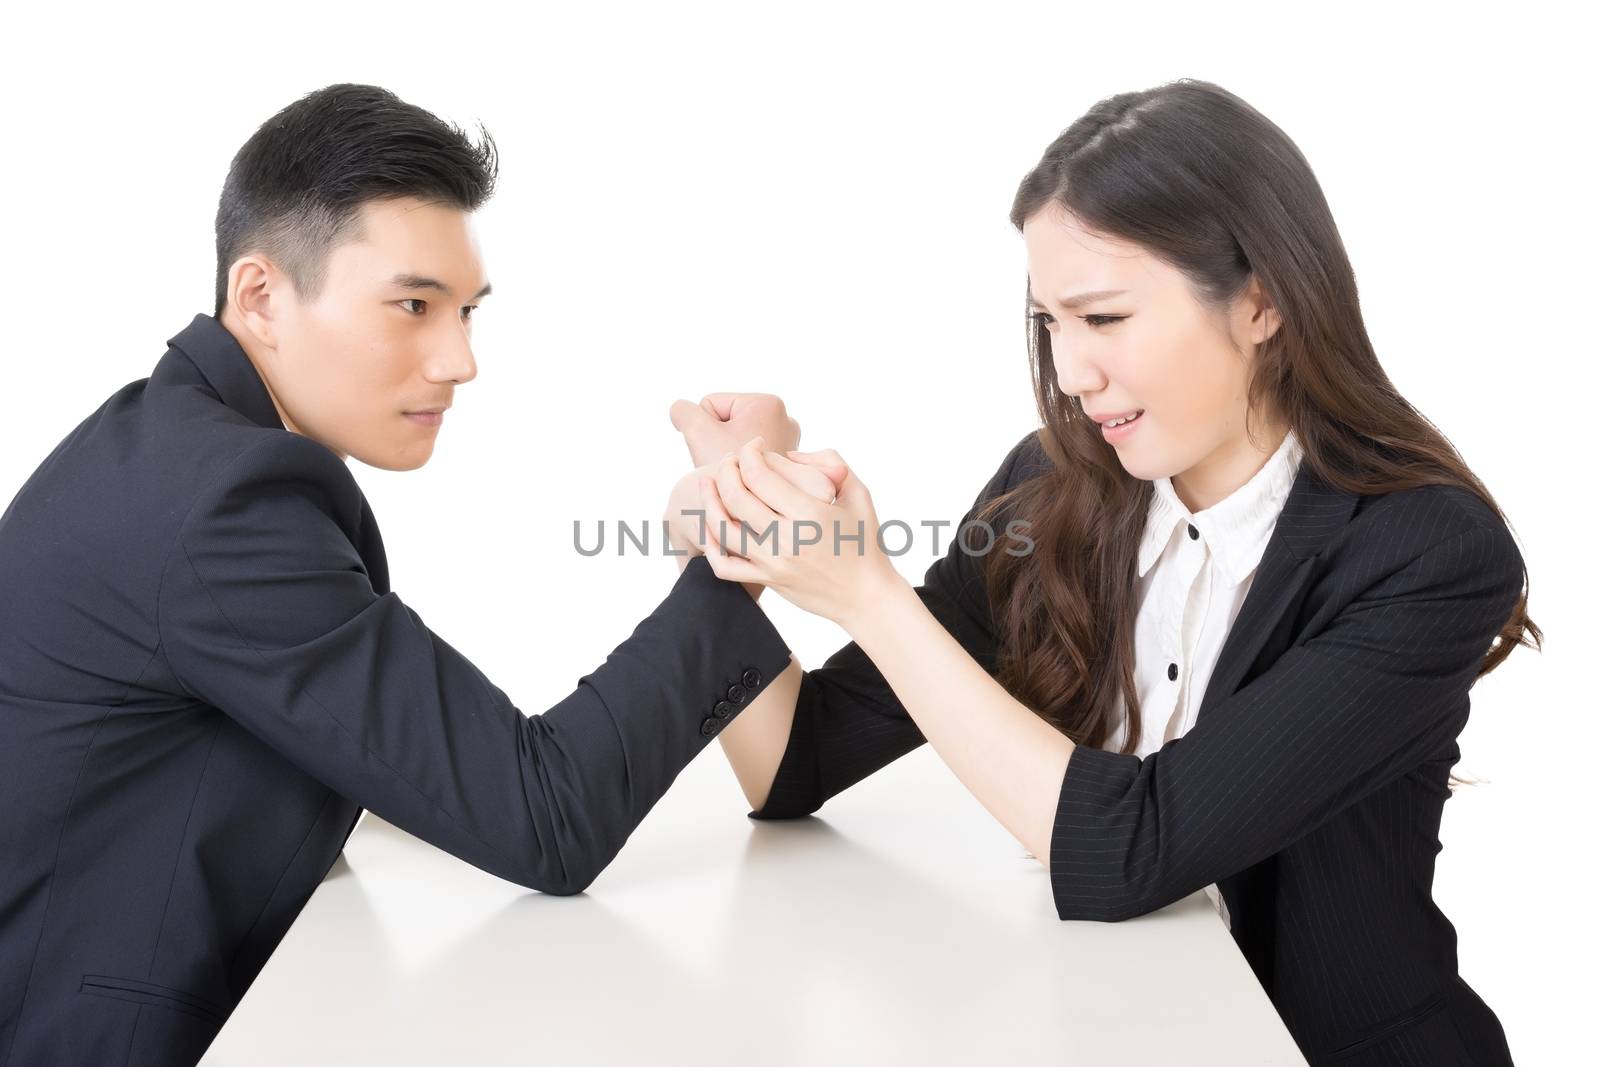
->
xmin=974 ymin=79 xmax=1540 ymax=788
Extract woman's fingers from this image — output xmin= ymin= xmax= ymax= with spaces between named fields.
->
xmin=783 ymin=448 xmax=850 ymax=494
xmin=764 ymin=451 xmax=837 ymax=504
xmin=699 ymin=477 xmax=765 ymax=581
xmin=709 ymin=459 xmax=778 ymax=555
xmin=782 ymin=447 xmax=873 ymax=518
xmin=714 ymin=451 xmax=779 ymax=525
xmin=701 ymin=538 xmax=764 ymax=585
xmin=736 ymin=437 xmax=828 ymax=518
xmin=701 ymin=477 xmax=774 ymax=586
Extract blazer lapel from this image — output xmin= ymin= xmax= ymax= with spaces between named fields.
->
xmin=1195 ymin=461 xmax=1361 ymax=719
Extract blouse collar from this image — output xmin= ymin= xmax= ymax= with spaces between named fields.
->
xmin=1137 ymin=427 xmax=1305 ymax=586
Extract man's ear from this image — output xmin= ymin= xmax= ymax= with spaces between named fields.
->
xmin=227 ymin=254 xmax=284 ymax=350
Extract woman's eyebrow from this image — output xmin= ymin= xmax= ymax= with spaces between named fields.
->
xmin=1028 ymin=288 xmax=1130 ymax=309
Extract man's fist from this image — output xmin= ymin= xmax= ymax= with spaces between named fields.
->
xmin=669 ymin=393 xmax=799 ymax=468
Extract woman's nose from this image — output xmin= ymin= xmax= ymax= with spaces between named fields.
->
xmin=1051 ymin=343 xmax=1106 ymax=396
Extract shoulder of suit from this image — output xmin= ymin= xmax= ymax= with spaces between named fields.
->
xmin=1349 ymin=473 xmax=1499 ymax=530
xmin=1350 ymin=479 xmax=1519 ymax=561
xmin=179 ymin=431 xmax=362 ymax=530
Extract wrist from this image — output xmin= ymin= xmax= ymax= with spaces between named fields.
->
xmin=837 ymin=565 xmax=913 ymax=638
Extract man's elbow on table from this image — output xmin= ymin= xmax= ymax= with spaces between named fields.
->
xmin=506 ymin=855 xmax=600 ymax=898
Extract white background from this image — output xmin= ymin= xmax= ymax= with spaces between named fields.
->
xmin=2 ymin=1 xmax=1591 ymax=1060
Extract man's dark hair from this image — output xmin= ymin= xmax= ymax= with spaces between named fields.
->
xmin=213 ymin=83 xmax=498 ymax=317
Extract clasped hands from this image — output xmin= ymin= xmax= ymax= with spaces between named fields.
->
xmin=664 ymin=394 xmax=904 ymax=628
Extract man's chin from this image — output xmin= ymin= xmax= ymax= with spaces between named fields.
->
xmin=343 ymin=440 xmax=435 ymax=472
xmin=369 ymin=451 xmax=433 ymax=472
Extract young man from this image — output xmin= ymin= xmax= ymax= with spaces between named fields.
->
xmin=0 ymin=84 xmax=802 ymax=1066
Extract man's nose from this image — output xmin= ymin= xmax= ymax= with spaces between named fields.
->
xmin=435 ymin=330 xmax=478 ymax=385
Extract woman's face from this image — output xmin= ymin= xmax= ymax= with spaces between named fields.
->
xmin=1021 ymin=200 xmax=1285 ymax=513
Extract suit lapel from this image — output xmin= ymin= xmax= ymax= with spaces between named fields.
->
xmin=1195 ymin=460 xmax=1360 ymax=719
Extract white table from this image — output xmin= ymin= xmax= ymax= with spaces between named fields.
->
xmin=202 ymin=745 xmax=1307 ymax=1065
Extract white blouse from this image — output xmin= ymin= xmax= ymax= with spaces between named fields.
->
xmin=1102 ymin=427 xmax=1306 ymax=928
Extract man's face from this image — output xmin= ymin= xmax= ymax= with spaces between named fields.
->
xmin=254 ymin=196 xmax=490 ymax=470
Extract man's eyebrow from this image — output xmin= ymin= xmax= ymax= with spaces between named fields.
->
xmin=389 ymin=273 xmax=494 ymax=301
xmin=1028 ymin=288 xmax=1129 ymax=310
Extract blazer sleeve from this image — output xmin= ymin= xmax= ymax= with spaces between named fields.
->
xmin=1048 ymin=516 xmax=1525 ymax=922
xmin=749 ymin=430 xmax=1043 ymax=820
xmin=156 ymin=434 xmax=793 ymax=896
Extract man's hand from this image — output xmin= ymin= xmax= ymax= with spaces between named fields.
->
xmin=669 ymin=394 xmax=799 ymax=468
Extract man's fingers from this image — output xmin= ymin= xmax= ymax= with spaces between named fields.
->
xmin=698 ymin=475 xmax=735 ymax=554
xmin=699 ymin=393 xmax=743 ymax=420
xmin=669 ymin=398 xmax=714 ymax=433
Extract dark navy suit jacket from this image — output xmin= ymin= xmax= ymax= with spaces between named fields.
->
xmin=0 ymin=313 xmax=792 ymax=1065
xmin=750 ymin=431 xmax=1524 ymax=1066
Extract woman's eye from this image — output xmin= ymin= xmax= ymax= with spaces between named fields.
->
xmin=462 ymin=305 xmax=478 ymax=320
xmin=399 ymin=298 xmax=426 ymax=315
xmin=1031 ymin=310 xmax=1125 ymax=329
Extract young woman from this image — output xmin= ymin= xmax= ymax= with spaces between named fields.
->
xmin=667 ymin=79 xmax=1540 ymax=1065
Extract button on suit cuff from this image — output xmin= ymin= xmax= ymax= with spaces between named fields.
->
xmin=673 ymin=556 xmax=791 ymax=741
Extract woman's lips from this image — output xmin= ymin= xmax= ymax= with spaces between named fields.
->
xmin=1100 ymin=409 xmax=1144 ymax=442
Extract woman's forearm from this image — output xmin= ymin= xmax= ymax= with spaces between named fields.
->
xmin=717 ymin=654 xmax=802 ymax=811
xmin=843 ymin=571 xmax=1076 ymax=868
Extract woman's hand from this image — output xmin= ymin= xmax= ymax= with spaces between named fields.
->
xmin=699 ymin=436 xmax=907 ymax=630
xmin=664 ymin=450 xmax=842 ymax=598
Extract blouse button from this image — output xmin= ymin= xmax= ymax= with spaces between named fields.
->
xmin=1187 ymin=524 xmax=1199 ymax=540
xmin=1167 ymin=662 xmax=1178 ymax=681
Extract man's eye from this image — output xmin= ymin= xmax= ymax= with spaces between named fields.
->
xmin=1081 ymin=314 xmax=1125 ymax=327
xmin=398 ymin=298 xmax=426 ymax=315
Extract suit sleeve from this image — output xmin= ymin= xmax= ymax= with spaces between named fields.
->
xmin=1048 ymin=518 xmax=1524 ymax=921
xmin=156 ymin=435 xmax=793 ymax=895
xmin=749 ymin=431 xmax=1041 ymax=820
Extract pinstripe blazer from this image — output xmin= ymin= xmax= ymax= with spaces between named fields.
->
xmin=0 ymin=313 xmax=793 ymax=1066
xmin=750 ymin=430 xmax=1522 ymax=1066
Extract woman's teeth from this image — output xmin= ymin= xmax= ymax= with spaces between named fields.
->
xmin=1107 ymin=411 xmax=1143 ymax=428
